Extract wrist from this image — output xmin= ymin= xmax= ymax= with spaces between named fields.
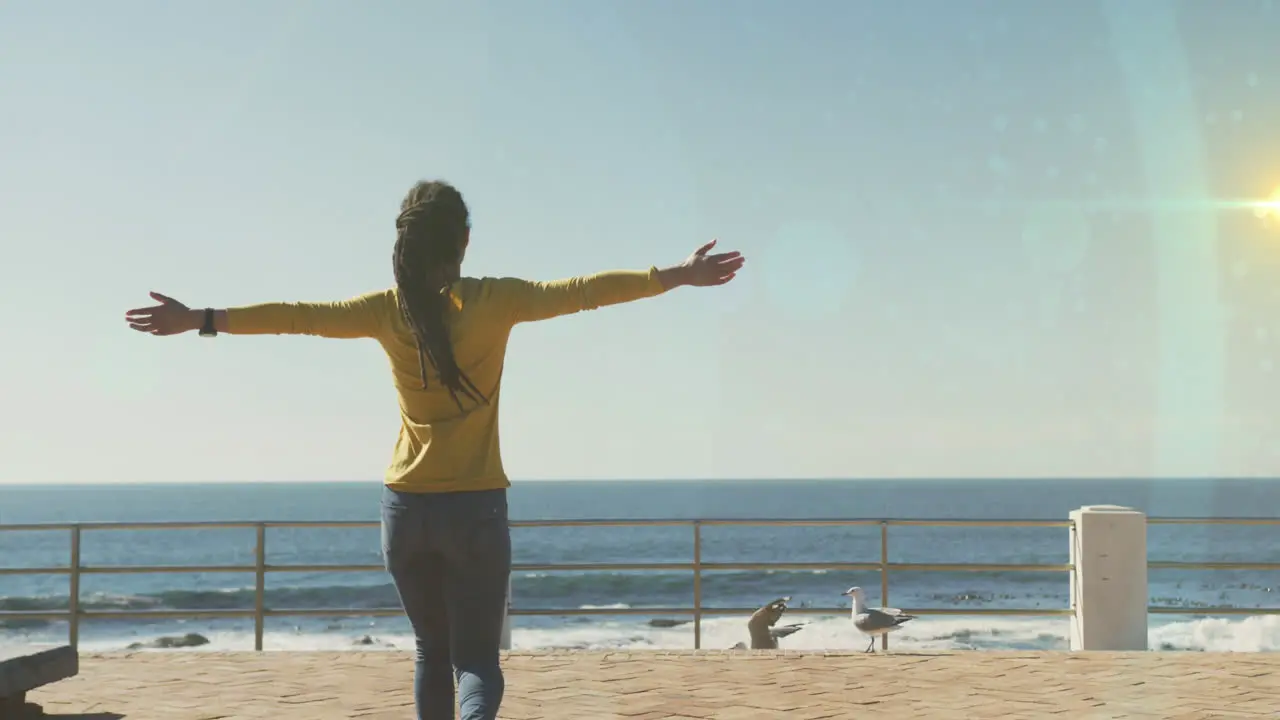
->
xmin=656 ymin=264 xmax=690 ymax=290
xmin=184 ymin=309 xmax=205 ymax=333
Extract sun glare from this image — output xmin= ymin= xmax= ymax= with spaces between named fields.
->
xmin=1253 ymin=186 xmax=1280 ymax=221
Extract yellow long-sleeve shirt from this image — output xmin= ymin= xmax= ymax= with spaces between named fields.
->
xmin=225 ymin=269 xmax=670 ymax=494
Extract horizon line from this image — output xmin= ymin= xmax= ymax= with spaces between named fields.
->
xmin=2 ymin=475 xmax=1278 ymax=487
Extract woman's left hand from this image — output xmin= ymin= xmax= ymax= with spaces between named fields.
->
xmin=125 ymin=292 xmax=199 ymax=336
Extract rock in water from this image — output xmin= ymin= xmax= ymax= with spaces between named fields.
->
xmin=126 ymin=633 xmax=211 ymax=650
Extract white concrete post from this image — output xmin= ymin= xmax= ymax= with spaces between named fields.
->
xmin=1068 ymin=505 xmax=1148 ymax=651
xmin=500 ymin=576 xmax=512 ymax=650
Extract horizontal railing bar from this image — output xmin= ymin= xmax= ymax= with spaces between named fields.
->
xmin=0 ymin=606 xmax=1077 ymax=623
xmin=695 ymin=562 xmax=1073 ymax=572
xmin=888 ymin=563 xmax=1073 ymax=572
xmin=511 ymin=520 xmax=695 ymax=528
xmin=699 ymin=562 xmax=882 ymax=571
xmin=889 ymin=607 xmax=1074 ymax=617
xmin=259 ymin=521 xmax=386 ymax=529
xmin=272 ymin=561 xmax=1071 ymax=573
xmin=884 ymin=520 xmax=1073 ymax=528
xmin=1149 ymin=561 xmax=1280 ymax=571
xmin=77 ymin=565 xmax=257 ymax=575
xmin=0 ymin=522 xmax=269 ymax=531
xmin=10 ymin=604 xmax=1274 ymax=621
xmin=264 ymin=564 xmax=386 ymax=573
xmin=1149 ymin=606 xmax=1280 ymax=615
xmin=0 ymin=566 xmax=71 ymax=575
xmin=491 ymin=607 xmax=698 ymax=617
xmin=83 ymin=609 xmax=255 ymax=620
xmin=0 ymin=519 xmax=1075 ymax=531
xmin=3 ymin=517 xmax=1279 ymax=534
xmin=16 ymin=606 xmax=1277 ymax=626
xmin=0 ymin=561 xmax=1077 ymax=577
xmin=692 ymin=607 xmax=1074 ymax=617
xmin=1147 ymin=518 xmax=1280 ymax=526
xmin=269 ymin=562 xmax=695 ymax=573
xmin=0 ymin=611 xmax=72 ymax=621
xmin=695 ymin=519 xmax=883 ymax=527
xmin=512 ymin=563 xmax=695 ymax=572
xmin=261 ymin=608 xmax=406 ymax=618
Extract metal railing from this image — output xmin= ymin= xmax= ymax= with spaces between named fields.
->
xmin=2 ymin=516 xmax=1275 ymax=651
xmin=1145 ymin=517 xmax=1280 ymax=616
xmin=2 ymin=518 xmax=1073 ymax=651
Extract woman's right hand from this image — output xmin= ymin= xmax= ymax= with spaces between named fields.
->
xmin=661 ymin=239 xmax=746 ymax=289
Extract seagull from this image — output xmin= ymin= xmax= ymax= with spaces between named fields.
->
xmin=842 ymin=586 xmax=915 ymax=653
xmin=730 ymin=597 xmax=807 ymax=649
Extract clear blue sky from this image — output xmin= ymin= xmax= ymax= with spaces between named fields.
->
xmin=2 ymin=0 xmax=1278 ymax=484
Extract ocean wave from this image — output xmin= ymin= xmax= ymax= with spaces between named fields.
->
xmin=0 ymin=568 xmax=1054 ymax=613
xmin=3 ymin=567 xmax=1268 ymax=631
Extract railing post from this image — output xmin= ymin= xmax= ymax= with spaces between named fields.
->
xmin=500 ymin=575 xmax=512 ymax=650
xmin=1068 ymin=505 xmax=1148 ymax=650
xmin=254 ymin=524 xmax=266 ymax=651
xmin=879 ymin=521 xmax=889 ymax=651
xmin=692 ymin=521 xmax=702 ymax=650
xmin=68 ymin=525 xmax=81 ymax=651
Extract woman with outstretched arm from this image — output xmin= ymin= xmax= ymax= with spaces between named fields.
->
xmin=123 ymin=180 xmax=746 ymax=720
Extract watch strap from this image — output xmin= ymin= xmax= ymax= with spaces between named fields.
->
xmin=199 ymin=308 xmax=217 ymax=337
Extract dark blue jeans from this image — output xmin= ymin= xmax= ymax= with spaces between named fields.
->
xmin=381 ymin=486 xmax=511 ymax=720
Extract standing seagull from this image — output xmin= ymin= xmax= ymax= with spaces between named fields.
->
xmin=842 ymin=586 xmax=915 ymax=653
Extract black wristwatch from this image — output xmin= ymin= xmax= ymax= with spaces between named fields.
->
xmin=198 ymin=308 xmax=217 ymax=337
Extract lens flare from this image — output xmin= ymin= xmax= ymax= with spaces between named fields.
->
xmin=1254 ymin=186 xmax=1280 ymax=222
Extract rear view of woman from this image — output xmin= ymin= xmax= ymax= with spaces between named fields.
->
xmin=124 ymin=180 xmax=746 ymax=720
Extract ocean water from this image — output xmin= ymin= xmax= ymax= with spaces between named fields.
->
xmin=2 ymin=479 xmax=1278 ymax=654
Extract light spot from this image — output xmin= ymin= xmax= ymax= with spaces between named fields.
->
xmin=988 ymin=155 xmax=1013 ymax=175
xmin=1231 ymin=110 xmax=1244 ymax=123
xmin=1247 ymin=72 xmax=1260 ymax=87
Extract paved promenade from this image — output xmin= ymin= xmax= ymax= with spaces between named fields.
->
xmin=26 ymin=650 xmax=1279 ymax=719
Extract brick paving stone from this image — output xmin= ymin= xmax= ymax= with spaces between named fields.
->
xmin=22 ymin=650 xmax=1280 ymax=719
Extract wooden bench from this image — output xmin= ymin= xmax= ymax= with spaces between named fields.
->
xmin=0 ymin=646 xmax=79 ymax=718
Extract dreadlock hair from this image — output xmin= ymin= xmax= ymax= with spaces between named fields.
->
xmin=393 ymin=180 xmax=487 ymax=411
